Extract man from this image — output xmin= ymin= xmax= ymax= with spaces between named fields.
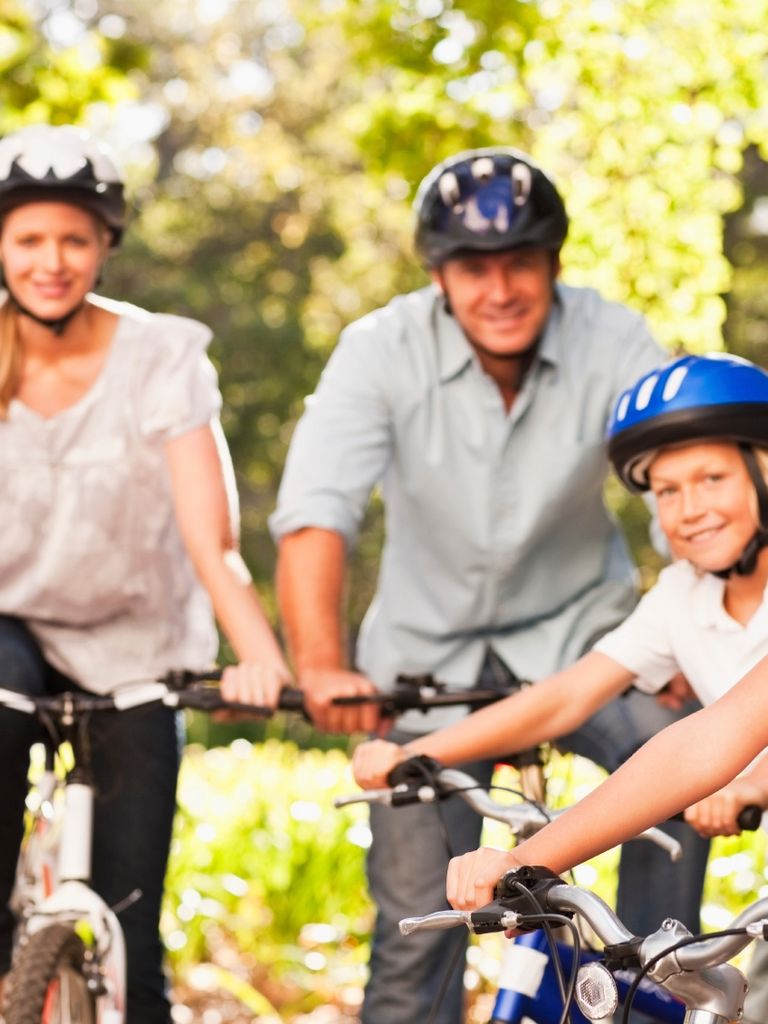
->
xmin=269 ymin=147 xmax=709 ymax=1024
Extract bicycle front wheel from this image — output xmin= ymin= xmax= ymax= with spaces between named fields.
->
xmin=4 ymin=923 xmax=97 ymax=1024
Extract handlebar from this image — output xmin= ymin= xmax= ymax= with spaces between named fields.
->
xmin=400 ymin=866 xmax=768 ymax=1021
xmin=0 ymin=672 xmax=273 ymax=718
xmin=0 ymin=671 xmax=514 ymax=722
xmin=335 ymin=762 xmax=684 ymax=860
xmin=171 ymin=670 xmax=514 ymax=719
xmin=330 ymin=674 xmax=514 ymax=716
xmin=400 ymin=865 xmax=768 ymax=967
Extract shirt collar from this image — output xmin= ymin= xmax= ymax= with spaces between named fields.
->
xmin=691 ymin=568 xmax=754 ymax=633
xmin=434 ymin=282 xmax=564 ymax=384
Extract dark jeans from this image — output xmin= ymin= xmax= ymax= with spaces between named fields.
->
xmin=362 ymin=657 xmax=711 ymax=1024
xmin=0 ymin=616 xmax=181 ymax=1024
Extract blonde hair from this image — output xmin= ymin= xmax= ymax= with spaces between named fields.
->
xmin=0 ymin=298 xmax=20 ymax=419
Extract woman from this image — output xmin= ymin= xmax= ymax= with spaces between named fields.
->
xmin=0 ymin=123 xmax=290 ymax=1023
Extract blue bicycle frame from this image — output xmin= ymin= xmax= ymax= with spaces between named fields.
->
xmin=489 ymin=930 xmax=686 ymax=1024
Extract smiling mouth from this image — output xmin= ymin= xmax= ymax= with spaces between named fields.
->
xmin=31 ymin=281 xmax=72 ymax=299
xmin=482 ymin=308 xmax=529 ymax=324
xmin=683 ymin=526 xmax=724 ymax=544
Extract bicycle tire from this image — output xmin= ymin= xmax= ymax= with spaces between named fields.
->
xmin=4 ymin=923 xmax=97 ymax=1024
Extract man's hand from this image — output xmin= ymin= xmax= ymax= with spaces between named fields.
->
xmin=446 ymin=846 xmax=521 ymax=911
xmin=684 ymin=778 xmax=766 ymax=837
xmin=352 ymin=738 xmax=410 ymax=789
xmin=299 ymin=667 xmax=381 ymax=734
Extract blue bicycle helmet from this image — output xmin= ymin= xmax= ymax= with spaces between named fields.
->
xmin=414 ymin=148 xmax=568 ymax=267
xmin=608 ymin=353 xmax=768 ymax=491
xmin=608 ymin=352 xmax=768 ymax=577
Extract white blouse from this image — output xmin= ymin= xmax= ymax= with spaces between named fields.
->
xmin=0 ymin=294 xmax=225 ymax=693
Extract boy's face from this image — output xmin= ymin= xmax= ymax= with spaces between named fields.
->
xmin=648 ymin=442 xmax=758 ymax=573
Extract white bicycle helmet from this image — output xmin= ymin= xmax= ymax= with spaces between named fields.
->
xmin=0 ymin=124 xmax=125 ymax=246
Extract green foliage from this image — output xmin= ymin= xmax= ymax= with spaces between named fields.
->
xmin=164 ymin=739 xmax=372 ymax=1017
xmin=40 ymin=0 xmax=765 ymax=613
xmin=165 ymin=741 xmax=768 ymax=1018
xmin=0 ymin=2 xmax=138 ymax=129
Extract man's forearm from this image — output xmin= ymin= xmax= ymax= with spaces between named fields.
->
xmin=276 ymin=527 xmax=349 ymax=671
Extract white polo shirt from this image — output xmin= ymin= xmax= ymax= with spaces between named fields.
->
xmin=595 ymin=559 xmax=768 ymax=706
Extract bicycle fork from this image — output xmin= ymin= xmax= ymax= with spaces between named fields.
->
xmin=489 ymin=930 xmax=593 ymax=1024
xmin=25 ymin=778 xmax=127 ymax=1023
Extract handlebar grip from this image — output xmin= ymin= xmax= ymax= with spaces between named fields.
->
xmin=278 ymin=686 xmax=308 ymax=714
xmin=738 ymin=805 xmax=763 ymax=831
xmin=673 ymin=804 xmax=763 ymax=832
xmin=177 ymin=689 xmax=271 ymax=716
xmin=387 ymin=755 xmax=445 ymax=788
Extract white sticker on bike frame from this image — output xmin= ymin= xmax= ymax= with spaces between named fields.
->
xmin=498 ymin=942 xmax=549 ymax=996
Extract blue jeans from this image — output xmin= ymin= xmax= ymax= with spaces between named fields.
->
xmin=0 ymin=616 xmax=181 ymax=1024
xmin=361 ymin=685 xmax=711 ymax=1024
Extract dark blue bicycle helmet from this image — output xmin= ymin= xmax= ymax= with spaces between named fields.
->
xmin=607 ymin=352 xmax=768 ymax=576
xmin=414 ymin=148 xmax=568 ymax=267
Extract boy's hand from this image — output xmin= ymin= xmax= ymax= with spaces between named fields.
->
xmin=352 ymin=738 xmax=409 ymax=789
xmin=446 ymin=846 xmax=521 ymax=911
xmin=684 ymin=778 xmax=766 ymax=837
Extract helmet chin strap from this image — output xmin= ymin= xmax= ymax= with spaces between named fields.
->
xmin=4 ymin=284 xmax=85 ymax=337
xmin=713 ymin=446 xmax=768 ymax=579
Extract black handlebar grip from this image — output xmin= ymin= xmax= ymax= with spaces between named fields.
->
xmin=673 ymin=804 xmax=763 ymax=832
xmin=737 ymin=804 xmax=763 ymax=831
xmin=278 ymin=686 xmax=308 ymax=713
xmin=387 ymin=754 xmax=445 ymax=787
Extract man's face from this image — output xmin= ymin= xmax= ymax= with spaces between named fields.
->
xmin=433 ymin=247 xmax=558 ymax=356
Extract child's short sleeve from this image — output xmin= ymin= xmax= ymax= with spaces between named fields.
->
xmin=594 ymin=573 xmax=680 ymax=693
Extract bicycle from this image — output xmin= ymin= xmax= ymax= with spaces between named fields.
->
xmin=335 ymin=758 xmax=762 ymax=1024
xmin=400 ymin=863 xmax=768 ymax=1024
xmin=0 ymin=670 xmax=269 ymax=1024
xmin=0 ymin=671 xmax=509 ymax=1024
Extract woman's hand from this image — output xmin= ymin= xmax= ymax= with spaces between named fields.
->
xmin=684 ymin=777 xmax=766 ymax=837
xmin=220 ymin=660 xmax=292 ymax=709
xmin=446 ymin=846 xmax=521 ymax=911
xmin=352 ymin=738 xmax=410 ymax=789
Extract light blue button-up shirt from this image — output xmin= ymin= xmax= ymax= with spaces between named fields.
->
xmin=270 ymin=283 xmax=666 ymax=730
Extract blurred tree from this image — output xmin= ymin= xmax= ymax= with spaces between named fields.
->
xmin=8 ymin=0 xmax=768 ymax=630
xmin=0 ymin=0 xmax=137 ymax=128
xmin=723 ymin=145 xmax=768 ymax=363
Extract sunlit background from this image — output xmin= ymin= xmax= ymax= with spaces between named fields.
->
xmin=4 ymin=1 xmax=768 ymax=1019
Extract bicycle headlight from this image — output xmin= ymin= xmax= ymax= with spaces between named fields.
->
xmin=574 ymin=961 xmax=619 ymax=1021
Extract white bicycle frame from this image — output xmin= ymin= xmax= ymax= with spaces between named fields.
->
xmin=3 ymin=685 xmax=174 ymax=1024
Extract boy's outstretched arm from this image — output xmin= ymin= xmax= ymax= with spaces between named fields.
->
xmin=446 ymin=655 xmax=768 ymax=911
xmin=353 ymin=651 xmax=634 ymax=788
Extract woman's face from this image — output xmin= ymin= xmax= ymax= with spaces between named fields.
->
xmin=0 ymin=201 xmax=109 ymax=322
xmin=648 ymin=442 xmax=758 ymax=573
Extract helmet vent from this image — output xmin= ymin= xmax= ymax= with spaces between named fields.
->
xmin=438 ymin=171 xmax=460 ymax=207
xmin=635 ymin=374 xmax=658 ymax=410
xmin=662 ymin=365 xmax=688 ymax=401
xmin=470 ymin=156 xmax=495 ymax=181
xmin=616 ymin=394 xmax=631 ymax=422
xmin=511 ymin=163 xmax=532 ymax=206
